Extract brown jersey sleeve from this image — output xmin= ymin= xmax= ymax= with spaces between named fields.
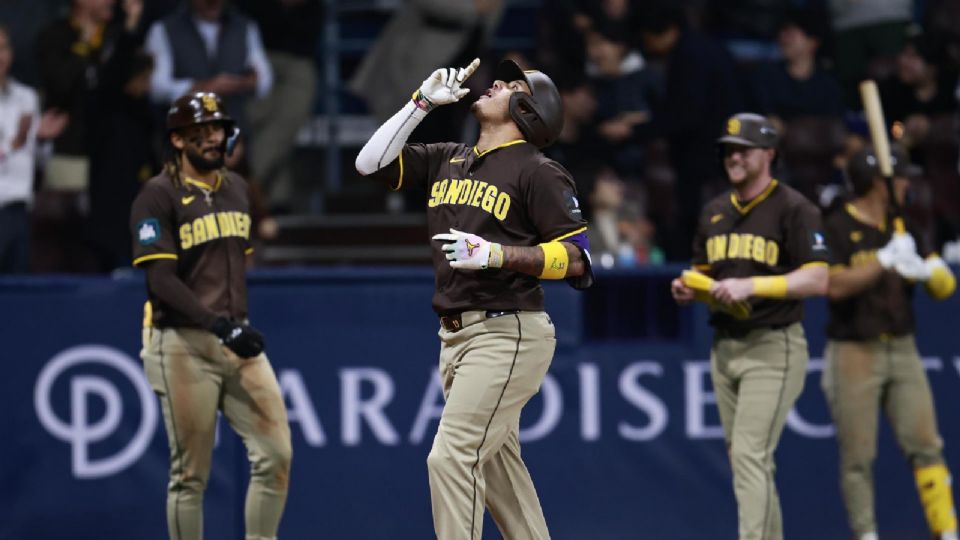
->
xmin=130 ymin=179 xmax=179 ymax=267
xmin=785 ymin=199 xmax=830 ymax=267
xmin=363 ymin=143 xmax=455 ymax=191
xmin=823 ymin=209 xmax=852 ymax=267
xmin=524 ymin=161 xmax=588 ymax=241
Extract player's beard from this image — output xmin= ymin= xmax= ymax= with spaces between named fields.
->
xmin=184 ymin=145 xmax=225 ymax=172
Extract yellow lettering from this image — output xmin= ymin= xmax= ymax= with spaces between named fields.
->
xmin=737 ymin=234 xmax=751 ymax=259
xmin=470 ymin=181 xmax=488 ymax=207
xmin=458 ymin=179 xmax=474 ymax=204
xmin=192 ymin=218 xmax=207 ymax=244
xmin=217 ymin=213 xmax=235 ymax=236
xmin=727 ymin=234 xmax=740 ymax=259
xmin=203 ymin=214 xmax=220 ymax=240
xmin=714 ymin=235 xmax=727 ymax=261
xmin=752 ymin=237 xmax=765 ymax=262
xmin=443 ymin=179 xmax=463 ymax=205
xmin=180 ymin=223 xmax=193 ymax=249
xmin=766 ymin=241 xmax=779 ymax=266
xmin=480 ymin=185 xmax=497 ymax=212
xmin=493 ymin=192 xmax=510 ymax=220
xmin=429 ymin=179 xmax=448 ymax=208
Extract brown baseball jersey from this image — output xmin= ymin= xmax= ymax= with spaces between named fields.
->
xmin=130 ymin=170 xmax=253 ymax=328
xmin=366 ymin=139 xmax=592 ymax=314
xmin=692 ymin=179 xmax=829 ymax=332
xmin=823 ymin=203 xmax=930 ymax=340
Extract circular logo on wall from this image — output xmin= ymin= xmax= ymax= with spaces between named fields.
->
xmin=34 ymin=345 xmax=158 ymax=479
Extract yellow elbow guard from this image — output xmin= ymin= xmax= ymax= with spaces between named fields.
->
xmin=751 ymin=275 xmax=788 ymax=298
xmin=539 ymin=242 xmax=569 ymax=279
xmin=925 ymin=260 xmax=956 ymax=301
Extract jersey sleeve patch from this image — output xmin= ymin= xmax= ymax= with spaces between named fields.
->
xmin=137 ymin=218 xmax=161 ymax=246
xmin=810 ymin=230 xmax=829 ymax=255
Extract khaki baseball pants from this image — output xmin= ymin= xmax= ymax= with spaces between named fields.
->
xmin=141 ymin=327 xmax=292 ymax=540
xmin=711 ymin=322 xmax=809 ymax=540
xmin=822 ymin=335 xmax=950 ymax=537
xmin=428 ymin=311 xmax=555 ymax=540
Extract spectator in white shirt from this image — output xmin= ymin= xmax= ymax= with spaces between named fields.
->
xmin=145 ymin=0 xmax=271 ymax=132
xmin=0 ymin=25 xmax=39 ymax=273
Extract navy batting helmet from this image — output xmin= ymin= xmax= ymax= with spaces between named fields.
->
xmin=494 ymin=60 xmax=563 ymax=148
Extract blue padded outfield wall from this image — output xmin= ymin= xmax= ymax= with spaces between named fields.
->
xmin=2 ymin=266 xmax=960 ymax=540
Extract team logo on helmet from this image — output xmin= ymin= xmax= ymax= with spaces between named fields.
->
xmin=201 ymin=95 xmax=218 ymax=113
xmin=727 ymin=118 xmax=741 ymax=135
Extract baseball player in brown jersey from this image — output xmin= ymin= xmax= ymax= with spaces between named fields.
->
xmin=671 ymin=113 xmax=830 ymax=540
xmin=822 ymin=144 xmax=958 ymax=540
xmin=130 ymin=92 xmax=291 ymax=540
xmin=355 ymin=58 xmax=593 ymax=539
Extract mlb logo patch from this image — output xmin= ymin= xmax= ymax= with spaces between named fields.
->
xmin=564 ymin=189 xmax=582 ymax=216
xmin=811 ymin=231 xmax=828 ymax=252
xmin=138 ymin=218 xmax=160 ymax=245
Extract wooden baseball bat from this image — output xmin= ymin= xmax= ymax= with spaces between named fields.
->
xmin=859 ymin=80 xmax=906 ymax=233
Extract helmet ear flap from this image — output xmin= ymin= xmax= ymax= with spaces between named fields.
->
xmin=508 ymin=92 xmax=549 ymax=148
xmin=225 ymin=124 xmax=241 ymax=157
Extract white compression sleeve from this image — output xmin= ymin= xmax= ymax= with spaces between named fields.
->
xmin=355 ymin=101 xmax=428 ymax=175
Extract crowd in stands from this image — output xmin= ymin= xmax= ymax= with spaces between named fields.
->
xmin=0 ymin=0 xmax=958 ymax=273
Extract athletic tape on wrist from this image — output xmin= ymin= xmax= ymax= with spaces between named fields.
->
xmin=539 ymin=242 xmax=569 ymax=279
xmin=411 ymin=89 xmax=435 ymax=112
xmin=751 ymin=275 xmax=788 ymax=298
xmin=488 ymin=243 xmax=504 ymax=269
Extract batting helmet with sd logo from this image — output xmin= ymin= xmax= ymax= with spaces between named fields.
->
xmin=494 ymin=59 xmax=563 ymax=148
xmin=166 ymin=91 xmax=240 ymax=155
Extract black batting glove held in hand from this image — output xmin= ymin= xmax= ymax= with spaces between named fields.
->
xmin=210 ymin=317 xmax=265 ymax=359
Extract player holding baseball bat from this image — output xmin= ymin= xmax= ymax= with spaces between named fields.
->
xmin=818 ymin=82 xmax=958 ymax=540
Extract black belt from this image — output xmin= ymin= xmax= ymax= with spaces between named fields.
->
xmin=716 ymin=322 xmax=791 ymax=340
xmin=439 ymin=310 xmax=521 ymax=333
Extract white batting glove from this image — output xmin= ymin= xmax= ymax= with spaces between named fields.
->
xmin=894 ymin=251 xmax=932 ymax=281
xmin=412 ymin=58 xmax=480 ymax=112
xmin=431 ymin=228 xmax=503 ymax=270
xmin=876 ymin=233 xmax=917 ymax=269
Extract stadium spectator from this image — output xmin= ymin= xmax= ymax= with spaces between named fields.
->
xmin=751 ymin=10 xmax=844 ymax=126
xmin=829 ymin=0 xmax=914 ymax=108
xmin=145 ymin=0 xmax=273 ymax=132
xmin=349 ymin=0 xmax=505 ymax=141
xmin=751 ymin=9 xmax=847 ymax=203
xmin=87 ymin=50 xmax=158 ymax=272
xmin=585 ymin=23 xmax=663 ymax=178
xmin=37 ymin=0 xmax=142 ymax=194
xmin=234 ymin=0 xmax=322 ymax=214
xmin=881 ymin=33 xmax=958 ymax=152
xmin=587 ymin=167 xmax=663 ymax=268
xmin=640 ymin=4 xmax=744 ymax=260
xmin=0 ymin=26 xmax=41 ymax=273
